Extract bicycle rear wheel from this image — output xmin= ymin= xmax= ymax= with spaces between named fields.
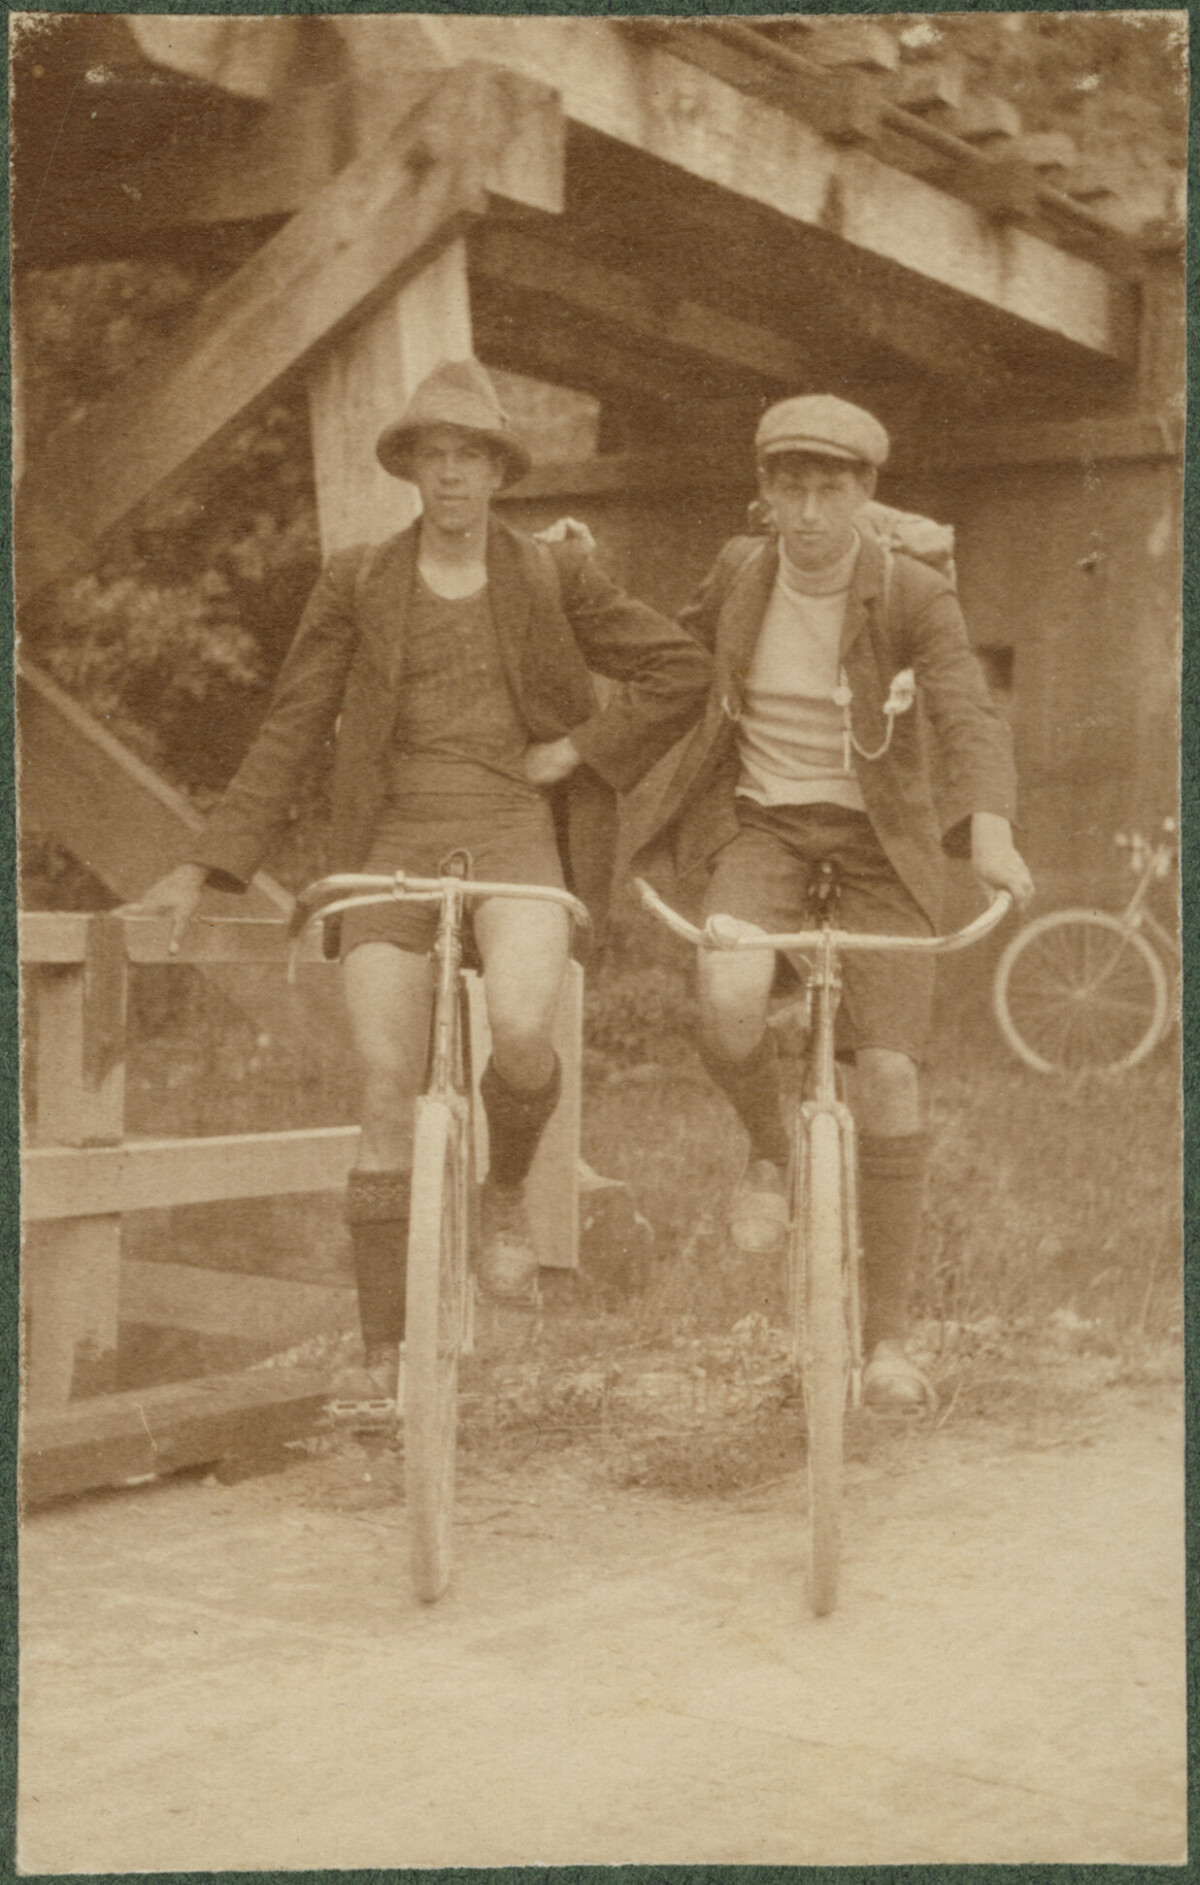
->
xmin=405 ymin=1095 xmax=470 ymax=1602
xmin=993 ymin=910 xmax=1169 ymax=1074
xmin=798 ymin=1110 xmax=847 ymax=1617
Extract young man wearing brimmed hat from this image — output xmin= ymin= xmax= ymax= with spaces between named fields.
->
xmin=633 ymin=393 xmax=1034 ymax=1411
xmin=141 ymin=358 xmax=711 ymax=1402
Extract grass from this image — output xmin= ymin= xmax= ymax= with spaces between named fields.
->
xmin=47 ymin=923 xmax=1181 ymax=1475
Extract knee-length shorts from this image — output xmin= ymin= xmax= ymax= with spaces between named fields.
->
xmin=338 ymin=792 xmax=566 ymax=960
xmin=703 ymin=801 xmax=935 ymax=1062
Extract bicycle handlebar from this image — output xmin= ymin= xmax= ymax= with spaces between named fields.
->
xmin=290 ymin=871 xmax=592 ymax=941
xmin=634 ymin=877 xmax=1013 ymax=956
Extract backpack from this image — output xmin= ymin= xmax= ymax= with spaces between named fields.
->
xmin=741 ymin=496 xmax=956 ymax=624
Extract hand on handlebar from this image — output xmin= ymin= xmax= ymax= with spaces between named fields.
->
xmin=971 ymin=814 xmax=1035 ymax=910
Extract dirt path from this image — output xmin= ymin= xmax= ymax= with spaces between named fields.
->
xmin=20 ymin=1379 xmax=1184 ymax=1869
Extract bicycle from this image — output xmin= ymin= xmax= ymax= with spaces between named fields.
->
xmin=290 ymin=861 xmax=589 ymax=1603
xmin=992 ymin=820 xmax=1178 ymax=1075
xmin=635 ymin=872 xmax=1012 ymax=1616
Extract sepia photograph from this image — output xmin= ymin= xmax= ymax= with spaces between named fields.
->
xmin=11 ymin=7 xmax=1187 ymax=1869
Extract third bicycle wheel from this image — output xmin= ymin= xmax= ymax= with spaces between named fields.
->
xmin=993 ymin=910 xmax=1168 ymax=1074
xmin=405 ymin=1095 xmax=470 ymax=1602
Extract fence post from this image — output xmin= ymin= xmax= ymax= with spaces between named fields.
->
xmin=25 ymin=915 xmax=127 ymax=1408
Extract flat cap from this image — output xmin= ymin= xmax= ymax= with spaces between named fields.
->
xmin=756 ymin=394 xmax=889 ymax=469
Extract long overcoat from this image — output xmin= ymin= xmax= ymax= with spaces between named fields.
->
xmin=630 ymin=525 xmax=1018 ymax=928
xmin=192 ymin=516 xmax=712 ymax=928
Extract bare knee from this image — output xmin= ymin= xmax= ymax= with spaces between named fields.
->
xmin=853 ymin=1049 xmax=920 ymax=1136
xmin=698 ymin=951 xmax=775 ymax=1062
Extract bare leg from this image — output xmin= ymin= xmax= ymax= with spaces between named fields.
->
xmin=697 ymin=938 xmax=790 ymax=1249
xmin=342 ymin=942 xmax=434 ymax=1171
xmin=472 ymin=898 xmax=570 ymax=1294
xmin=337 ymin=942 xmax=433 ymax=1378
xmin=474 ymin=895 xmax=569 ymax=1091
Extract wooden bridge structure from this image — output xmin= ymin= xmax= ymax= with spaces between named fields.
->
xmin=13 ymin=15 xmax=1184 ymax=1474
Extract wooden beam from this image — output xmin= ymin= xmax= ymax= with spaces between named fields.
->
xmin=473 ymin=224 xmax=806 ymax=389
xmin=122 ymin=1259 xmax=356 ymax=1346
xmin=24 ymin=924 xmax=128 ymax=1408
xmin=23 ymin=1126 xmax=360 ymax=1223
xmin=396 ymin=20 xmax=1136 ymax=365
xmin=19 ymin=910 xmax=332 ymax=969
xmin=902 ymin=411 xmax=1185 ymax=472
xmin=307 ymin=238 xmax=473 ymax=553
xmin=21 ymin=1366 xmax=332 ymax=1506
xmin=17 ymin=62 xmax=564 ymax=592
xmin=17 ymin=660 xmax=289 ymax=919
xmin=16 ymin=660 xmax=348 ymax=1055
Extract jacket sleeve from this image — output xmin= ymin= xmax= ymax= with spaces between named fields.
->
xmin=189 ymin=548 xmax=364 ymax=890
xmin=901 ymin=563 xmax=1018 ymax=852
xmin=554 ymin=543 xmax=713 ymax=793
xmin=674 ymin=537 xmax=759 ymax=654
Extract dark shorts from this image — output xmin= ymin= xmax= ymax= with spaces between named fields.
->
xmin=703 ymin=801 xmax=935 ymax=1061
xmin=339 ymin=791 xmax=565 ymax=959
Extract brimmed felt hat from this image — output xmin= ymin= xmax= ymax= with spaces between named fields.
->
xmin=756 ymin=394 xmax=889 ymax=470
xmin=375 ymin=358 xmax=532 ymax=487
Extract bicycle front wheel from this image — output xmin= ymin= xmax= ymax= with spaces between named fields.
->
xmin=993 ymin=910 xmax=1169 ymax=1075
xmin=405 ymin=1095 xmax=470 ymax=1603
xmin=800 ymin=1110 xmax=847 ymax=1618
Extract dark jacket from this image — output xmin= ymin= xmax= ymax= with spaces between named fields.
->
xmin=192 ymin=516 xmax=712 ymax=927
xmin=630 ymin=526 xmax=1017 ymax=928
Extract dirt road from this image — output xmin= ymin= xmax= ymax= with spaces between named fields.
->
xmin=20 ymin=1379 xmax=1184 ymax=1869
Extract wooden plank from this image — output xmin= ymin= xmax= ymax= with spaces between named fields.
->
xmin=23 ymin=1126 xmax=360 ymax=1223
xmin=401 ymin=19 xmax=1135 ymax=363
xmin=19 ymin=911 xmax=333 ymax=969
xmin=467 ymin=961 xmax=582 ymax=1272
xmin=122 ymin=1259 xmax=356 ymax=1346
xmin=17 ymin=659 xmax=350 ymax=1057
xmin=20 ymin=1366 xmax=331 ymax=1506
xmin=902 ymin=411 xmax=1185 ymax=472
xmin=17 ymin=660 xmax=289 ymax=919
xmin=474 ymin=225 xmax=807 ymax=388
xmin=18 ymin=63 xmax=563 ymax=591
xmin=24 ymin=931 xmax=128 ymax=1409
xmin=307 ymin=238 xmax=473 ymax=554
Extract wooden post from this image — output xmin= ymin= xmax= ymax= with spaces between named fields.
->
xmin=305 ymin=236 xmax=473 ymax=553
xmin=24 ymin=916 xmax=127 ymax=1408
xmin=468 ymin=960 xmax=583 ymax=1272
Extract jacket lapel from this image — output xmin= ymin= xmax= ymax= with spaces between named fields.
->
xmin=840 ymin=523 xmax=885 ymax=660
xmin=354 ymin=524 xmax=419 ymax=690
xmin=484 ymin=518 xmax=535 ymax=704
xmin=716 ymin=537 xmax=777 ymax=702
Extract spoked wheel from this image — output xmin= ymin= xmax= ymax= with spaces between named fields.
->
xmin=405 ymin=1095 xmax=470 ymax=1602
xmin=993 ymin=910 xmax=1169 ymax=1075
xmin=797 ymin=1110 xmax=848 ymax=1618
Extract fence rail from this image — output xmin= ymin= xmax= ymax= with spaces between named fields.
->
xmin=20 ymin=908 xmax=581 ymax=1418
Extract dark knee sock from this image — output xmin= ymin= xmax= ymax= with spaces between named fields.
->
xmin=345 ymin=1169 xmax=410 ymax=1351
xmin=857 ymin=1131 xmax=930 ymax=1349
xmin=700 ymin=1031 xmax=790 ymax=1170
xmin=481 ymin=1054 xmax=562 ymax=1189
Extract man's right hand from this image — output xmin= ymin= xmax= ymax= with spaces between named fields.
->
xmin=125 ymin=863 xmax=206 ymax=955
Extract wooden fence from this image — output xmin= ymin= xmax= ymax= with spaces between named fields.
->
xmin=20 ymin=910 xmax=581 ymax=1418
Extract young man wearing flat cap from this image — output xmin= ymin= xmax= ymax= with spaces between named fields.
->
xmin=141 ymin=358 xmax=711 ymax=1401
xmin=634 ymin=393 xmax=1033 ymax=1410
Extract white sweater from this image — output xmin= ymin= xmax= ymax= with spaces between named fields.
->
xmin=736 ymin=537 xmax=867 ymax=813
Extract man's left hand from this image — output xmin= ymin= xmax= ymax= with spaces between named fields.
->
xmin=523 ymin=736 xmax=581 ymax=787
xmin=971 ymin=812 xmax=1035 ymax=909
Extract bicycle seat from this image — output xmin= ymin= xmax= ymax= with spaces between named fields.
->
xmin=805 ymin=859 xmax=842 ymax=924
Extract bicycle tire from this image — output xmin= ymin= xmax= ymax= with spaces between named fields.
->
xmin=801 ymin=1110 xmax=847 ymax=1618
xmin=405 ymin=1095 xmax=470 ymax=1603
xmin=993 ymin=910 xmax=1169 ymax=1075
